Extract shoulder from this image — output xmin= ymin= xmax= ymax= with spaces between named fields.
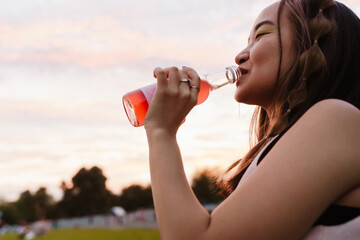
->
xmin=207 ymin=99 xmax=359 ymax=239
xmin=289 ymin=99 xmax=360 ymax=161
xmin=278 ymin=98 xmax=360 ymax=186
xmin=302 ymin=99 xmax=360 ymax=123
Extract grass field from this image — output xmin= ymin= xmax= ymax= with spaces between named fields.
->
xmin=0 ymin=228 xmax=161 ymax=240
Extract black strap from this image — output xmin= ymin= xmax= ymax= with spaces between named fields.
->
xmin=257 ymin=129 xmax=289 ymax=165
xmin=314 ymin=204 xmax=360 ymax=226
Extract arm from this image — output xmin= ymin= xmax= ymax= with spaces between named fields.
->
xmin=146 ymin=131 xmax=210 ymax=239
xmin=145 ymin=66 xmax=360 ymax=240
xmin=145 ymin=67 xmax=211 ymax=239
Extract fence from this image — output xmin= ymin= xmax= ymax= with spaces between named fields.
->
xmin=54 ymin=209 xmax=157 ymax=229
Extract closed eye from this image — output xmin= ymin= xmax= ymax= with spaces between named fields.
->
xmin=255 ymin=32 xmax=268 ymax=39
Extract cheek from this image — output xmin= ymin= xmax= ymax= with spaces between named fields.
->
xmin=250 ymin=39 xmax=280 ymax=96
xmin=252 ymin=39 xmax=279 ymax=68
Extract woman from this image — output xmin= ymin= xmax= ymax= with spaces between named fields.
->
xmin=144 ymin=0 xmax=360 ymax=239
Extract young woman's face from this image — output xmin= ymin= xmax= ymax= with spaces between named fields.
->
xmin=234 ymin=2 xmax=296 ymax=110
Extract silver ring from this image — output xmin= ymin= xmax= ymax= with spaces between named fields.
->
xmin=180 ymin=78 xmax=191 ymax=84
xmin=190 ymin=85 xmax=200 ymax=91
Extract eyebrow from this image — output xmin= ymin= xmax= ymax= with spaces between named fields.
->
xmin=254 ymin=20 xmax=275 ymax=32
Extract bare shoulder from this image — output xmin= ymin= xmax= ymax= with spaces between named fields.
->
xmin=303 ymin=98 xmax=360 ymax=122
xmin=207 ymin=99 xmax=360 ymax=239
xmin=289 ymin=99 xmax=360 ymax=165
xmin=269 ymin=99 xmax=360 ymax=192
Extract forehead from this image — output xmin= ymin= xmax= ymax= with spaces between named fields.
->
xmin=252 ymin=2 xmax=280 ymax=29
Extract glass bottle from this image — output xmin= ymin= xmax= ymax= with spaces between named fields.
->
xmin=123 ymin=66 xmax=241 ymax=127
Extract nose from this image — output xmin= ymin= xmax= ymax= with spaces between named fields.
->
xmin=235 ymin=51 xmax=249 ymax=65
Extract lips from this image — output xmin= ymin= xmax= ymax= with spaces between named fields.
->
xmin=239 ymin=67 xmax=249 ymax=75
xmin=236 ymin=67 xmax=249 ymax=87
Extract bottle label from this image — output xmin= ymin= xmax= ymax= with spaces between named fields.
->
xmin=140 ymin=83 xmax=157 ymax=104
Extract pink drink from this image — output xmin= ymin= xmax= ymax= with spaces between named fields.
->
xmin=123 ymin=80 xmax=212 ymax=127
xmin=123 ymin=66 xmax=240 ymax=127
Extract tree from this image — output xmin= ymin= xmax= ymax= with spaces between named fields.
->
xmin=15 ymin=190 xmax=36 ymax=223
xmin=118 ymin=184 xmax=153 ymax=212
xmin=0 ymin=187 xmax=55 ymax=224
xmin=0 ymin=202 xmax=21 ymax=225
xmin=33 ymin=187 xmax=54 ymax=220
xmin=191 ymin=169 xmax=223 ymax=204
xmin=57 ymin=166 xmax=114 ymax=217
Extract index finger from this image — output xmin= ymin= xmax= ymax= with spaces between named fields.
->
xmin=153 ymin=67 xmax=168 ymax=88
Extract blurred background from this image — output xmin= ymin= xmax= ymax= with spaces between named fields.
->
xmin=0 ymin=0 xmax=359 ymax=204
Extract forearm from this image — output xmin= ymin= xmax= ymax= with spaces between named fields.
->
xmin=146 ymin=130 xmax=210 ymax=240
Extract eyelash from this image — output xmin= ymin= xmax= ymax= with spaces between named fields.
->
xmin=255 ymin=32 xmax=268 ymax=39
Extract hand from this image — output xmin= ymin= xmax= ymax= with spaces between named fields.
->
xmin=144 ymin=66 xmax=201 ymax=136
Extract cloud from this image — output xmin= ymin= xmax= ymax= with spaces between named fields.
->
xmin=0 ymin=0 xmax=306 ymax=202
xmin=0 ymin=0 xmax=269 ymax=69
xmin=0 ymin=17 xmax=141 ymax=66
xmin=0 ymin=99 xmax=124 ymax=124
xmin=0 ymin=19 xmax=234 ymax=69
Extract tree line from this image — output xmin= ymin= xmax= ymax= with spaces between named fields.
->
xmin=0 ymin=166 xmax=222 ymax=225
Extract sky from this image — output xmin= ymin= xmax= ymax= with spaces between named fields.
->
xmin=1 ymin=0 xmax=359 ymax=201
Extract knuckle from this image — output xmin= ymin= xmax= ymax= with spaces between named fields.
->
xmin=168 ymin=89 xmax=179 ymax=98
xmin=169 ymin=66 xmax=179 ymax=73
xmin=180 ymin=91 xmax=191 ymax=99
xmin=193 ymin=75 xmax=201 ymax=82
xmin=156 ymin=68 xmax=166 ymax=77
xmin=179 ymin=69 xmax=188 ymax=77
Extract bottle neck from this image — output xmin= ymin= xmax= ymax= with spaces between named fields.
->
xmin=200 ymin=66 xmax=240 ymax=91
xmin=200 ymin=73 xmax=229 ymax=91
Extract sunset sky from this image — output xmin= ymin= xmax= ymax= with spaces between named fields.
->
xmin=1 ymin=0 xmax=359 ymax=201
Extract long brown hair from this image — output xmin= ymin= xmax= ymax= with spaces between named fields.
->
xmin=219 ymin=0 xmax=360 ymax=197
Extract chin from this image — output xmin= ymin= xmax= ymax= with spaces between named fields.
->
xmin=234 ymin=88 xmax=248 ymax=103
xmin=234 ymin=94 xmax=249 ymax=104
xmin=234 ymin=92 xmax=260 ymax=106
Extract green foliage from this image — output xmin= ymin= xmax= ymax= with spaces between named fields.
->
xmin=0 ymin=187 xmax=54 ymax=224
xmin=0 ymin=228 xmax=160 ymax=240
xmin=191 ymin=169 xmax=223 ymax=204
xmin=117 ymin=185 xmax=153 ymax=212
xmin=57 ymin=167 xmax=114 ymax=218
xmin=0 ymin=166 xmax=222 ymax=225
xmin=0 ymin=202 xmax=21 ymax=225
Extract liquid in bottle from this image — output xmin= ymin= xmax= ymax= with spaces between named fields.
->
xmin=123 ymin=66 xmax=240 ymax=127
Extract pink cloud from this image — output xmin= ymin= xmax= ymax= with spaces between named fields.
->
xmin=0 ymin=14 xmax=237 ymax=69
